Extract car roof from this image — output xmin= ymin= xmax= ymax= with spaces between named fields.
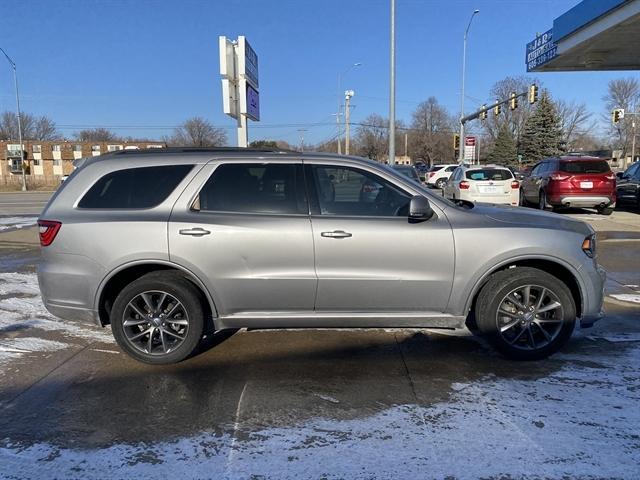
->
xmin=558 ymin=155 xmax=608 ymax=162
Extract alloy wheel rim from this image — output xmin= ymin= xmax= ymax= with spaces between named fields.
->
xmin=495 ymin=284 xmax=564 ymax=351
xmin=122 ymin=290 xmax=189 ymax=356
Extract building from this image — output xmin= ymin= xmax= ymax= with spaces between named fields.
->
xmin=1 ymin=140 xmax=166 ymax=189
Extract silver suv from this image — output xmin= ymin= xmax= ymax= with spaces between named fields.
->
xmin=38 ymin=148 xmax=605 ymax=364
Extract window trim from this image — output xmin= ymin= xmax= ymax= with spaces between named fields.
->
xmin=304 ymin=164 xmax=414 ymax=218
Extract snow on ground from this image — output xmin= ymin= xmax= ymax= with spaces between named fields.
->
xmin=1 ymin=337 xmax=639 ymax=478
xmin=0 ymin=217 xmax=38 ymax=232
xmin=0 ymin=272 xmax=113 ymax=370
xmin=610 ymin=293 xmax=640 ymax=304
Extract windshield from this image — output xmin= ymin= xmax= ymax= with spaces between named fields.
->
xmin=559 ymin=160 xmax=610 ymax=174
xmin=394 ymin=166 xmax=420 ymax=181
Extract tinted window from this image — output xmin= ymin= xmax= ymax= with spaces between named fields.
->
xmin=559 ymin=160 xmax=610 ymax=174
xmin=445 ymin=166 xmax=457 ymax=172
xmin=466 ymin=169 xmax=513 ymax=181
xmin=311 ymin=166 xmax=411 ymax=217
xmin=429 ymin=166 xmax=444 ymax=172
xmin=78 ymin=165 xmax=193 ymax=209
xmin=197 ymin=163 xmax=306 ymax=214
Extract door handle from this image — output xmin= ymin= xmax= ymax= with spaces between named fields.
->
xmin=321 ymin=230 xmax=352 ymax=239
xmin=179 ymin=227 xmax=211 ymax=237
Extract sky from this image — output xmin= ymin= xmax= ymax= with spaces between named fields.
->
xmin=0 ymin=0 xmax=636 ymax=147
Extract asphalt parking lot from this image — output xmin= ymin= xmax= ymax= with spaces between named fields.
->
xmin=0 ymin=193 xmax=639 ymax=479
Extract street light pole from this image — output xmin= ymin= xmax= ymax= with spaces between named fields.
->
xmin=0 ymin=47 xmax=26 ymax=191
xmin=337 ymin=62 xmax=361 ymax=154
xmin=344 ymin=90 xmax=354 ymax=155
xmin=389 ymin=0 xmax=396 ymax=165
xmin=458 ymin=9 xmax=479 ymax=163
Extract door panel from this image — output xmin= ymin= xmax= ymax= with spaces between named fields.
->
xmin=168 ymin=162 xmax=317 ymax=315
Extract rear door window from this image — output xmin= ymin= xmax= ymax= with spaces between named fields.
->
xmin=559 ymin=160 xmax=610 ymax=174
xmin=466 ymin=169 xmax=513 ymax=181
xmin=196 ymin=163 xmax=306 ymax=214
xmin=78 ymin=165 xmax=193 ymax=209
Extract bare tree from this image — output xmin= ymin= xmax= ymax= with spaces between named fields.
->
xmin=408 ymin=97 xmax=455 ymax=165
xmin=555 ymin=99 xmax=594 ymax=151
xmin=0 ymin=111 xmax=59 ymax=141
xmin=482 ymin=76 xmax=540 ymax=151
xmin=353 ymin=114 xmax=389 ymax=160
xmin=166 ymin=117 xmax=227 ymax=147
xmin=602 ymin=78 xmax=640 ymax=157
xmin=74 ymin=128 xmax=120 ymax=142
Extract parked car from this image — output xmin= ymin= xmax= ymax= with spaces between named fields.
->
xmin=38 ymin=147 xmax=604 ymax=364
xmin=426 ymin=164 xmax=458 ymax=189
xmin=443 ymin=165 xmax=520 ymax=206
xmin=520 ymin=156 xmax=616 ymax=215
xmin=392 ymin=165 xmax=423 ymax=184
xmin=616 ymin=162 xmax=640 ymax=209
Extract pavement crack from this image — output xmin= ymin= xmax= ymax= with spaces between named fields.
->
xmin=394 ymin=333 xmax=419 ymax=404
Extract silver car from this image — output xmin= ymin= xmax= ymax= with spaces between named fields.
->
xmin=37 ymin=148 xmax=605 ymax=364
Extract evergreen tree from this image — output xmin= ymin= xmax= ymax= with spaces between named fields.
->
xmin=519 ymin=92 xmax=565 ymax=163
xmin=488 ymin=124 xmax=517 ymax=166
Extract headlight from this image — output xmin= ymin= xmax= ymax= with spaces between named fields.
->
xmin=582 ymin=234 xmax=596 ymax=258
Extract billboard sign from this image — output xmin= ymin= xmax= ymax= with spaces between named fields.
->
xmin=526 ymin=29 xmax=557 ymax=72
xmin=238 ymin=36 xmax=259 ymax=89
xmin=464 ymin=136 xmax=476 ymax=147
xmin=246 ymin=84 xmax=260 ymax=121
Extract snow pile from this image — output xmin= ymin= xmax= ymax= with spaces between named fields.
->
xmin=0 ymin=216 xmax=38 ymax=232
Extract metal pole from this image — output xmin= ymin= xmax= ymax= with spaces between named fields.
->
xmin=458 ymin=10 xmax=479 ymax=163
xmin=1 ymin=47 xmax=26 ymax=191
xmin=345 ymin=94 xmax=351 ymax=155
xmin=337 ymin=72 xmax=342 ymax=154
xmin=298 ymin=128 xmax=307 ymax=152
xmin=632 ymin=120 xmax=637 ymax=163
xmin=389 ymin=0 xmax=396 ymax=165
xmin=237 ymin=114 xmax=248 ymax=147
xmin=404 ymin=132 xmax=408 ymax=159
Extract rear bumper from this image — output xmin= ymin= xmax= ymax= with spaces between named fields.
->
xmin=548 ymin=194 xmax=615 ymax=208
xmin=459 ymin=191 xmax=519 ymax=205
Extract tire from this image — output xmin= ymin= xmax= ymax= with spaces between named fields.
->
xmin=538 ymin=190 xmax=550 ymax=210
xmin=475 ymin=267 xmax=576 ymax=360
xmin=519 ymin=188 xmax=529 ymax=207
xmin=110 ymin=271 xmax=205 ymax=364
xmin=597 ymin=206 xmax=613 ymax=216
xmin=435 ymin=178 xmax=447 ymax=190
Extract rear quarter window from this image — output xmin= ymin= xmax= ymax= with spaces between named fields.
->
xmin=78 ymin=165 xmax=193 ymax=209
xmin=559 ymin=160 xmax=610 ymax=174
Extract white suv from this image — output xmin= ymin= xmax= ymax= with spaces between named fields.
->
xmin=444 ymin=165 xmax=520 ymax=206
xmin=426 ymin=164 xmax=459 ymax=189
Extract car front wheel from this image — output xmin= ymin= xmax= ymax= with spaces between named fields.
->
xmin=110 ymin=272 xmax=205 ymax=364
xmin=475 ymin=267 xmax=576 ymax=360
xmin=435 ymin=178 xmax=447 ymax=190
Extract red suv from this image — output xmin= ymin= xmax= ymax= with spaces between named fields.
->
xmin=520 ymin=156 xmax=616 ymax=215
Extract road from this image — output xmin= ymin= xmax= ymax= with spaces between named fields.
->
xmin=0 ymin=191 xmax=52 ymax=216
xmin=0 ymin=208 xmax=639 ymax=479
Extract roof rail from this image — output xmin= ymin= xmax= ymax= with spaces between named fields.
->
xmin=107 ymin=146 xmax=297 ymax=156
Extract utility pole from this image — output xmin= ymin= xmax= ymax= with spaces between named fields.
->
xmin=337 ymin=63 xmax=361 ymax=154
xmin=404 ymin=132 xmax=408 ymax=159
xmin=298 ymin=128 xmax=307 ymax=152
xmin=344 ymin=90 xmax=354 ymax=155
xmin=389 ymin=0 xmax=396 ymax=165
xmin=458 ymin=9 xmax=480 ymax=163
xmin=1 ymin=47 xmax=26 ymax=191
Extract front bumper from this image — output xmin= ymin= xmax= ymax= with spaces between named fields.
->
xmin=43 ymin=301 xmax=101 ymax=326
xmin=579 ymin=263 xmax=606 ymax=328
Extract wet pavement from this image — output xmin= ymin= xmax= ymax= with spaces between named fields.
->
xmin=0 ymin=211 xmax=639 ymax=479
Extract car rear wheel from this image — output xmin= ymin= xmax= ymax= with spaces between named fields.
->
xmin=538 ymin=190 xmax=550 ymax=210
xmin=475 ymin=267 xmax=576 ymax=360
xmin=435 ymin=178 xmax=447 ymax=190
xmin=110 ymin=272 xmax=205 ymax=364
xmin=596 ymin=206 xmax=613 ymax=216
xmin=519 ymin=188 xmax=529 ymax=207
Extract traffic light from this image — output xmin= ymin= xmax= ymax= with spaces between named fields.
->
xmin=528 ymin=84 xmax=538 ymax=104
xmin=494 ymin=102 xmax=501 ymax=116
xmin=453 ymin=134 xmax=460 ymax=158
xmin=612 ymin=108 xmax=625 ymax=123
xmin=509 ymin=92 xmax=518 ymax=110
xmin=479 ymin=105 xmax=487 ymax=120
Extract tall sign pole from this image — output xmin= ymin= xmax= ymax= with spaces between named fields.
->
xmin=219 ymin=36 xmax=260 ymax=147
xmin=388 ymin=0 xmax=396 ymax=165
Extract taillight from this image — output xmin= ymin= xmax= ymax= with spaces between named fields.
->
xmin=459 ymin=181 xmax=470 ymax=189
xmin=605 ymin=173 xmax=615 ymax=181
xmin=511 ymin=180 xmax=520 ymax=189
xmin=38 ymin=220 xmax=62 ymax=247
xmin=550 ymin=173 xmax=570 ymax=181
xmin=428 ymin=172 xmax=436 ymax=178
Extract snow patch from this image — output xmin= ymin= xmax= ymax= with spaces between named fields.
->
xmin=0 ymin=337 xmax=67 ymax=367
xmin=609 ymin=293 xmax=640 ymax=304
xmin=0 ymin=216 xmax=38 ymax=232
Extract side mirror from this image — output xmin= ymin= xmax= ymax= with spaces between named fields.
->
xmin=409 ymin=195 xmax=434 ymax=222
xmin=616 ymin=172 xmax=624 ymax=179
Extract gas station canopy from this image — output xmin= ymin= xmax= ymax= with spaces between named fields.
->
xmin=526 ymin=0 xmax=640 ymax=72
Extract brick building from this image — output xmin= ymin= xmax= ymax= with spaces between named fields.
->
xmin=1 ymin=140 xmax=166 ymax=189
